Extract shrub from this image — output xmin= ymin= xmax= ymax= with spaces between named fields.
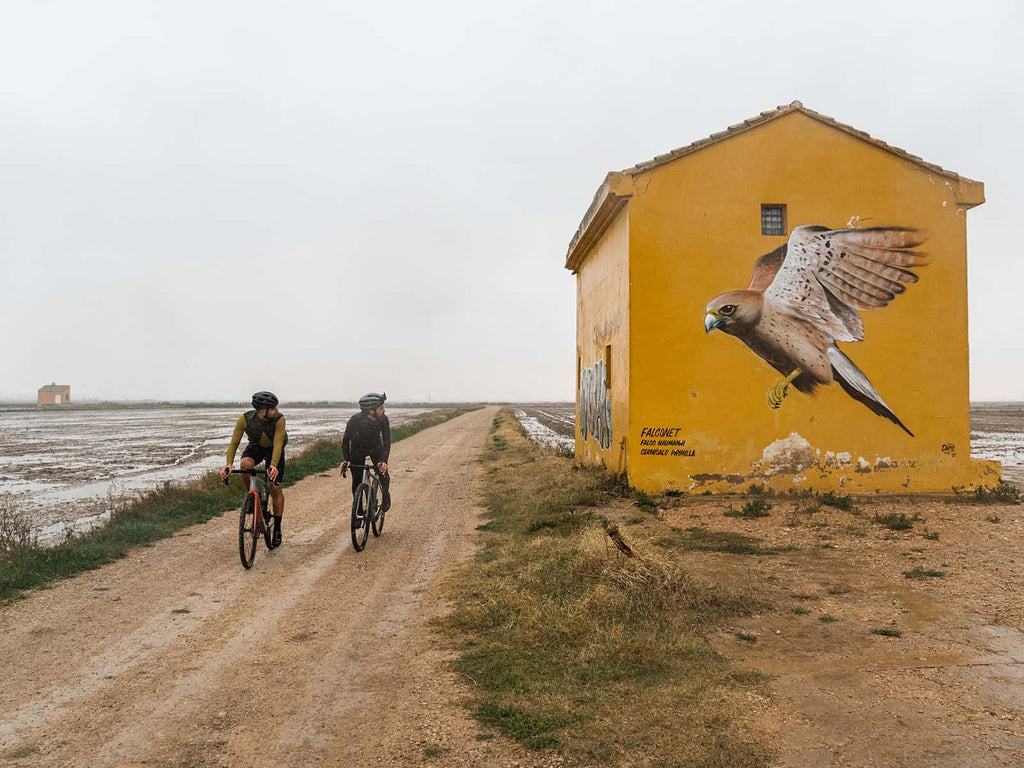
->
xmin=818 ymin=491 xmax=854 ymax=511
xmin=873 ymin=512 xmax=914 ymax=531
xmin=952 ymin=482 xmax=1023 ymax=504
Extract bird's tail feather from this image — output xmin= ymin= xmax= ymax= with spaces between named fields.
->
xmin=827 ymin=346 xmax=914 ymax=437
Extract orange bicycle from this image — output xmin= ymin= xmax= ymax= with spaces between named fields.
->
xmin=224 ymin=467 xmax=276 ymax=568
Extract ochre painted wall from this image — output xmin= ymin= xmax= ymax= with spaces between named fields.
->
xmin=575 ymin=209 xmax=630 ymax=473
xmin=617 ymin=111 xmax=994 ymax=492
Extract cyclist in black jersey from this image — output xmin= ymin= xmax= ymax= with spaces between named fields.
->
xmin=340 ymin=392 xmax=392 ymax=513
xmin=220 ymin=391 xmax=287 ymax=548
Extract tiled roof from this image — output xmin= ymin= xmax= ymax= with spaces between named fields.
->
xmin=565 ymin=101 xmax=981 ymax=272
xmin=623 ymin=101 xmax=974 ymax=181
xmin=39 ymin=384 xmax=70 ymax=392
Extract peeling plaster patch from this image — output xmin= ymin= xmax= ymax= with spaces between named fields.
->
xmin=761 ymin=433 xmax=815 ymax=474
xmin=823 ymin=451 xmax=853 ymax=467
xmin=691 ymin=473 xmax=726 ymax=484
xmin=875 ymin=456 xmax=894 ymax=469
xmin=856 ymin=457 xmax=872 ymax=473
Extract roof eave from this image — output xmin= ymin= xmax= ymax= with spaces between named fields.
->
xmin=564 ymin=172 xmax=633 ymax=273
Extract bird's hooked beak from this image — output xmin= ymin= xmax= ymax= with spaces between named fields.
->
xmin=704 ymin=309 xmax=726 ymax=334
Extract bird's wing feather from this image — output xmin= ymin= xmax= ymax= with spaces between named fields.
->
xmin=747 ymin=243 xmax=787 ymax=291
xmin=763 ymin=226 xmax=926 ymax=343
xmin=827 ymin=346 xmax=913 ymax=436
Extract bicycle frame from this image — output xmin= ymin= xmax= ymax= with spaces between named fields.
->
xmin=342 ymin=460 xmax=386 ymax=550
xmin=228 ymin=468 xmax=269 ymax=533
xmin=225 ymin=466 xmax=277 ymax=567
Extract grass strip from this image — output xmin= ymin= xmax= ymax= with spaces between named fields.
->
xmin=0 ymin=407 xmax=479 ymax=602
xmin=440 ymin=410 xmax=773 ymax=767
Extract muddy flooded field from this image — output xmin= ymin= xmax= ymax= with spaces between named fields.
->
xmin=514 ymin=404 xmax=574 ymax=452
xmin=0 ymin=404 xmax=428 ymax=539
xmin=970 ymin=401 xmax=1024 ymax=483
xmin=515 ymin=402 xmax=1024 ymax=484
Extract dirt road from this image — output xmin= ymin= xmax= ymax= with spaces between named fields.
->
xmin=0 ymin=406 xmax=545 ymax=768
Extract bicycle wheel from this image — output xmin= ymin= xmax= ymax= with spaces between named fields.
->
xmin=370 ymin=477 xmax=386 ymax=537
xmin=238 ymin=493 xmax=258 ymax=569
xmin=262 ymin=489 xmax=275 ymax=550
xmin=351 ymin=483 xmax=371 ymax=551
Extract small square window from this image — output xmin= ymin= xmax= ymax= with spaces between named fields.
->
xmin=761 ymin=204 xmax=786 ymax=236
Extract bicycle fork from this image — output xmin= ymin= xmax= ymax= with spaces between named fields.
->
xmin=248 ymin=475 xmax=266 ymax=535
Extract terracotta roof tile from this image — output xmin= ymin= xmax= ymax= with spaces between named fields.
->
xmin=621 ymin=101 xmax=975 ymax=182
xmin=567 ymin=101 xmax=982 ymax=270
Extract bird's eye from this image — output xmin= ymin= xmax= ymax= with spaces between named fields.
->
xmin=719 ymin=304 xmax=736 ymax=316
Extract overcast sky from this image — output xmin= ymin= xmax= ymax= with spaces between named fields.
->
xmin=1 ymin=0 xmax=1021 ymax=402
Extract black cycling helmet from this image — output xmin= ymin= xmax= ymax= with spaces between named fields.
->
xmin=252 ymin=391 xmax=279 ymax=409
xmin=358 ymin=391 xmax=386 ymax=411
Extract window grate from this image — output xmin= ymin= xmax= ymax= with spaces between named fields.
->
xmin=761 ymin=205 xmax=786 ymax=236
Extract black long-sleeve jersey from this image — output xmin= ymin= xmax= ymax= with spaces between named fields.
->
xmin=341 ymin=411 xmax=391 ymax=463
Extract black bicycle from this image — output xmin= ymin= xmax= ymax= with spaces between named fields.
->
xmin=223 ymin=467 xmax=276 ymax=568
xmin=341 ymin=461 xmax=387 ymax=551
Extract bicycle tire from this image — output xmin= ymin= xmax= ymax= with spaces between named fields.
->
xmin=351 ymin=483 xmax=371 ymax=551
xmin=370 ymin=476 xmax=386 ymax=537
xmin=262 ymin=489 xmax=275 ymax=550
xmin=239 ymin=493 xmax=258 ymax=569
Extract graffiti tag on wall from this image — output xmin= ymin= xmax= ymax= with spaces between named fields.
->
xmin=578 ymin=359 xmax=612 ymax=450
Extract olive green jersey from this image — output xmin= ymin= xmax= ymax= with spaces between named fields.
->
xmin=226 ymin=410 xmax=288 ymax=467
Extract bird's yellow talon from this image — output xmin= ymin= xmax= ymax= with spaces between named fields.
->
xmin=766 ymin=370 xmax=800 ymax=410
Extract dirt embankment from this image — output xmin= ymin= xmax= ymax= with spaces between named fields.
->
xmin=0 ymin=406 xmax=551 ymax=768
xmin=662 ymin=493 xmax=1024 ymax=767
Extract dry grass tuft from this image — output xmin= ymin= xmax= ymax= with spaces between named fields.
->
xmin=441 ymin=410 xmax=774 ymax=766
xmin=0 ymin=495 xmax=37 ymax=558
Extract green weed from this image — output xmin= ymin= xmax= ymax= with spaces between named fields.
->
xmin=724 ymin=496 xmax=772 ymax=519
xmin=871 ymin=628 xmax=902 ymax=638
xmin=873 ymin=512 xmax=914 ymax=531
xmin=952 ymin=482 xmax=1023 ymax=504
xmin=902 ymin=568 xmax=945 ymax=579
xmin=818 ymin=491 xmax=855 ymax=511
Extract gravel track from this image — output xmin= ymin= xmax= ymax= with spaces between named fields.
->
xmin=0 ymin=406 xmax=554 ymax=768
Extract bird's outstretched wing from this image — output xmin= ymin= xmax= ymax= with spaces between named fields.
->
xmin=763 ymin=226 xmax=927 ymax=343
xmin=747 ymin=243 xmax=787 ymax=291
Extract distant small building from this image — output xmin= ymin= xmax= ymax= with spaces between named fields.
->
xmin=38 ymin=383 xmax=71 ymax=405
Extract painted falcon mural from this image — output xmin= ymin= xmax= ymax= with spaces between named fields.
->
xmin=704 ymin=225 xmax=927 ymax=436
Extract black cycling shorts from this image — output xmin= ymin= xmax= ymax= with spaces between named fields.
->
xmin=242 ymin=443 xmax=286 ymax=482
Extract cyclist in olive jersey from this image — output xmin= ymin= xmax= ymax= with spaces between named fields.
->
xmin=220 ymin=391 xmax=288 ymax=548
xmin=340 ymin=392 xmax=391 ymax=513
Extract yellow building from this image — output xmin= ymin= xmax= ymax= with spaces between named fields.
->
xmin=566 ymin=101 xmax=998 ymax=493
